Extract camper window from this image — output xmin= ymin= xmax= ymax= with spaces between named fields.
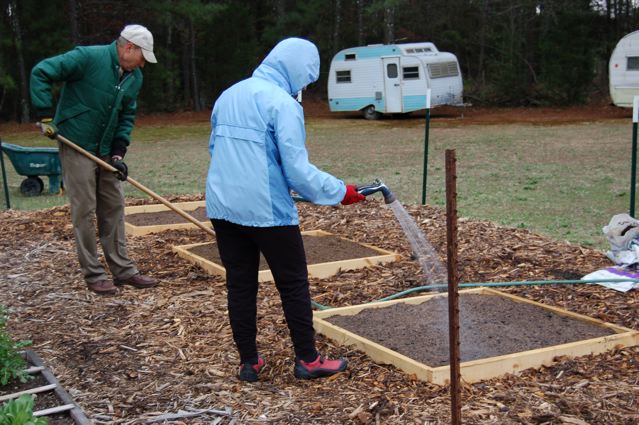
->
xmin=336 ymin=70 xmax=352 ymax=83
xmin=628 ymin=57 xmax=639 ymax=70
xmin=387 ymin=63 xmax=398 ymax=78
xmin=345 ymin=53 xmax=356 ymax=61
xmin=428 ymin=61 xmax=460 ymax=79
xmin=403 ymin=66 xmax=419 ymax=80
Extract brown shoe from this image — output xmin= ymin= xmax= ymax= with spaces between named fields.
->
xmin=114 ymin=273 xmax=158 ymax=289
xmin=87 ymin=280 xmax=118 ymax=295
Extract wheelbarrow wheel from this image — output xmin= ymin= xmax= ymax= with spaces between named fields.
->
xmin=20 ymin=177 xmax=44 ymax=196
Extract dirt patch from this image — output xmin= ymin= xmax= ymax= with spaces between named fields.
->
xmin=550 ymin=269 xmax=584 ymax=280
xmin=326 ymin=293 xmax=614 ymax=367
xmin=125 ymin=207 xmax=208 ymax=226
xmin=301 ymin=98 xmax=631 ymax=125
xmin=0 ymin=101 xmax=631 ymax=136
xmin=426 ymin=104 xmax=631 ymax=126
xmin=187 ymin=233 xmax=382 ymax=270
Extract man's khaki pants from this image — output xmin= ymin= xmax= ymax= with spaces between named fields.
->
xmin=59 ymin=144 xmax=138 ymax=284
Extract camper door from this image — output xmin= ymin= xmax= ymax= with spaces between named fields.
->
xmin=382 ymin=57 xmax=402 ymax=112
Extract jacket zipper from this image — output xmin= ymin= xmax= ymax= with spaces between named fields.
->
xmin=97 ymin=72 xmax=133 ymax=157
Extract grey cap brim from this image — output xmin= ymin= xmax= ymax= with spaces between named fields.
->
xmin=141 ymin=49 xmax=157 ymax=64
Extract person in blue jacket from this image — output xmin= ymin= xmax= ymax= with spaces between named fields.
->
xmin=206 ymin=37 xmax=366 ymax=382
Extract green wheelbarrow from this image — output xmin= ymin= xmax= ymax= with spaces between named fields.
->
xmin=0 ymin=142 xmax=62 ymax=196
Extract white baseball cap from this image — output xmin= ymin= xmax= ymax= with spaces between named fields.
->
xmin=120 ymin=24 xmax=157 ymax=63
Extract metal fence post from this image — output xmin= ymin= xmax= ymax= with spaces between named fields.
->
xmin=631 ymin=97 xmax=639 ymax=217
xmin=0 ymin=139 xmax=10 ymax=209
xmin=445 ymin=149 xmax=462 ymax=425
xmin=421 ymin=88 xmax=431 ymax=205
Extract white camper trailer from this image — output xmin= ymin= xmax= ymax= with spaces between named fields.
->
xmin=610 ymin=30 xmax=639 ymax=107
xmin=327 ymin=42 xmax=463 ymax=119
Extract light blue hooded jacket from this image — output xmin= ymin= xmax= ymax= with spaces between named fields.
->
xmin=205 ymin=38 xmax=346 ymax=227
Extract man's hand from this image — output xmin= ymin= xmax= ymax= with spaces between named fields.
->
xmin=111 ymin=156 xmax=128 ymax=181
xmin=39 ymin=118 xmax=58 ymax=139
xmin=341 ymin=184 xmax=366 ymax=205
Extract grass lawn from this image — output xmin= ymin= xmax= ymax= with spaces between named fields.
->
xmin=0 ymin=114 xmax=633 ymax=249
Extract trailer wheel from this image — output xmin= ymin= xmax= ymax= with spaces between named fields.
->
xmin=362 ymin=105 xmax=381 ymax=120
xmin=20 ymin=177 xmax=44 ymax=196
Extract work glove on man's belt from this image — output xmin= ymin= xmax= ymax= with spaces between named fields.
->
xmin=341 ymin=184 xmax=366 ymax=205
xmin=111 ymin=157 xmax=128 ymax=181
xmin=39 ymin=118 xmax=58 ymax=139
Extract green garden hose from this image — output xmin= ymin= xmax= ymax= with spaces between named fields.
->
xmin=311 ymin=278 xmax=639 ymax=310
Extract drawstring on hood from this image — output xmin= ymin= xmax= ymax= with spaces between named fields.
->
xmin=252 ymin=38 xmax=320 ymax=96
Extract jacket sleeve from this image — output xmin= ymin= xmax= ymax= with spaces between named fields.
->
xmin=208 ymin=104 xmax=218 ymax=156
xmin=30 ymin=48 xmax=87 ymax=118
xmin=112 ymin=73 xmax=143 ymax=157
xmin=273 ymin=98 xmax=346 ymax=205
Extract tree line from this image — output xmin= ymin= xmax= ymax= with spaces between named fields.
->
xmin=2 ymin=0 xmax=639 ymax=122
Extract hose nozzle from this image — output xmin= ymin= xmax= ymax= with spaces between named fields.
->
xmin=356 ymin=179 xmax=397 ymax=204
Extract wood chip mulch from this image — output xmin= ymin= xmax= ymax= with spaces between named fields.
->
xmin=0 ymin=195 xmax=637 ymax=425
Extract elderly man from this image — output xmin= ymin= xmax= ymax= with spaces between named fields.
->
xmin=30 ymin=25 xmax=159 ymax=295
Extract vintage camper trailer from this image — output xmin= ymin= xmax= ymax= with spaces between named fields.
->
xmin=327 ymin=42 xmax=463 ymax=119
xmin=610 ymin=30 xmax=639 ymax=107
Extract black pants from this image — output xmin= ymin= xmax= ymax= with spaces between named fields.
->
xmin=211 ymin=219 xmax=318 ymax=364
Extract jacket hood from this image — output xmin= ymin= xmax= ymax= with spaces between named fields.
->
xmin=252 ymin=38 xmax=320 ymax=95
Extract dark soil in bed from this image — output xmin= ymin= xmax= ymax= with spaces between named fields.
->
xmin=125 ymin=206 xmax=208 ymax=226
xmin=187 ymin=233 xmax=383 ymax=270
xmin=0 ymin=374 xmax=74 ymax=425
xmin=326 ymin=293 xmax=616 ymax=367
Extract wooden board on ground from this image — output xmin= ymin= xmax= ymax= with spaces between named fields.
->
xmin=172 ymin=229 xmax=400 ymax=282
xmin=313 ymin=287 xmax=639 ymax=385
xmin=0 ymin=350 xmax=92 ymax=424
xmin=124 ymin=200 xmax=209 ymax=236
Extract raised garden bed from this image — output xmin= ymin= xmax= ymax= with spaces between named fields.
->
xmin=0 ymin=350 xmax=90 ymax=424
xmin=124 ymin=200 xmax=210 ymax=235
xmin=172 ymin=230 xmax=400 ymax=282
xmin=314 ymin=288 xmax=639 ymax=385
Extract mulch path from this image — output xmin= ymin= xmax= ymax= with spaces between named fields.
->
xmin=0 ymin=194 xmax=637 ymax=424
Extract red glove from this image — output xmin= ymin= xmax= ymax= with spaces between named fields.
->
xmin=341 ymin=184 xmax=366 ymax=205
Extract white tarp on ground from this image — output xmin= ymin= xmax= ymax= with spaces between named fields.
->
xmin=582 ymin=267 xmax=639 ymax=292
xmin=603 ymin=213 xmax=639 ymax=266
xmin=587 ymin=213 xmax=639 ymax=291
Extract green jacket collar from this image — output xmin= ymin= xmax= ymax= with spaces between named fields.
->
xmin=108 ymin=41 xmax=121 ymax=77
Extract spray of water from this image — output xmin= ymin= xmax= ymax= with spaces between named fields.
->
xmin=388 ymin=200 xmax=448 ymax=287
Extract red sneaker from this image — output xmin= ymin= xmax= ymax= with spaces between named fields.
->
xmin=238 ymin=355 xmax=265 ymax=382
xmin=294 ymin=355 xmax=347 ymax=379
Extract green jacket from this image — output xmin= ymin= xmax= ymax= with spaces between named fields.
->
xmin=30 ymin=41 xmax=143 ymax=157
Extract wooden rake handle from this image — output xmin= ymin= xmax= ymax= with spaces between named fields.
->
xmin=39 ymin=124 xmax=215 ymax=237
